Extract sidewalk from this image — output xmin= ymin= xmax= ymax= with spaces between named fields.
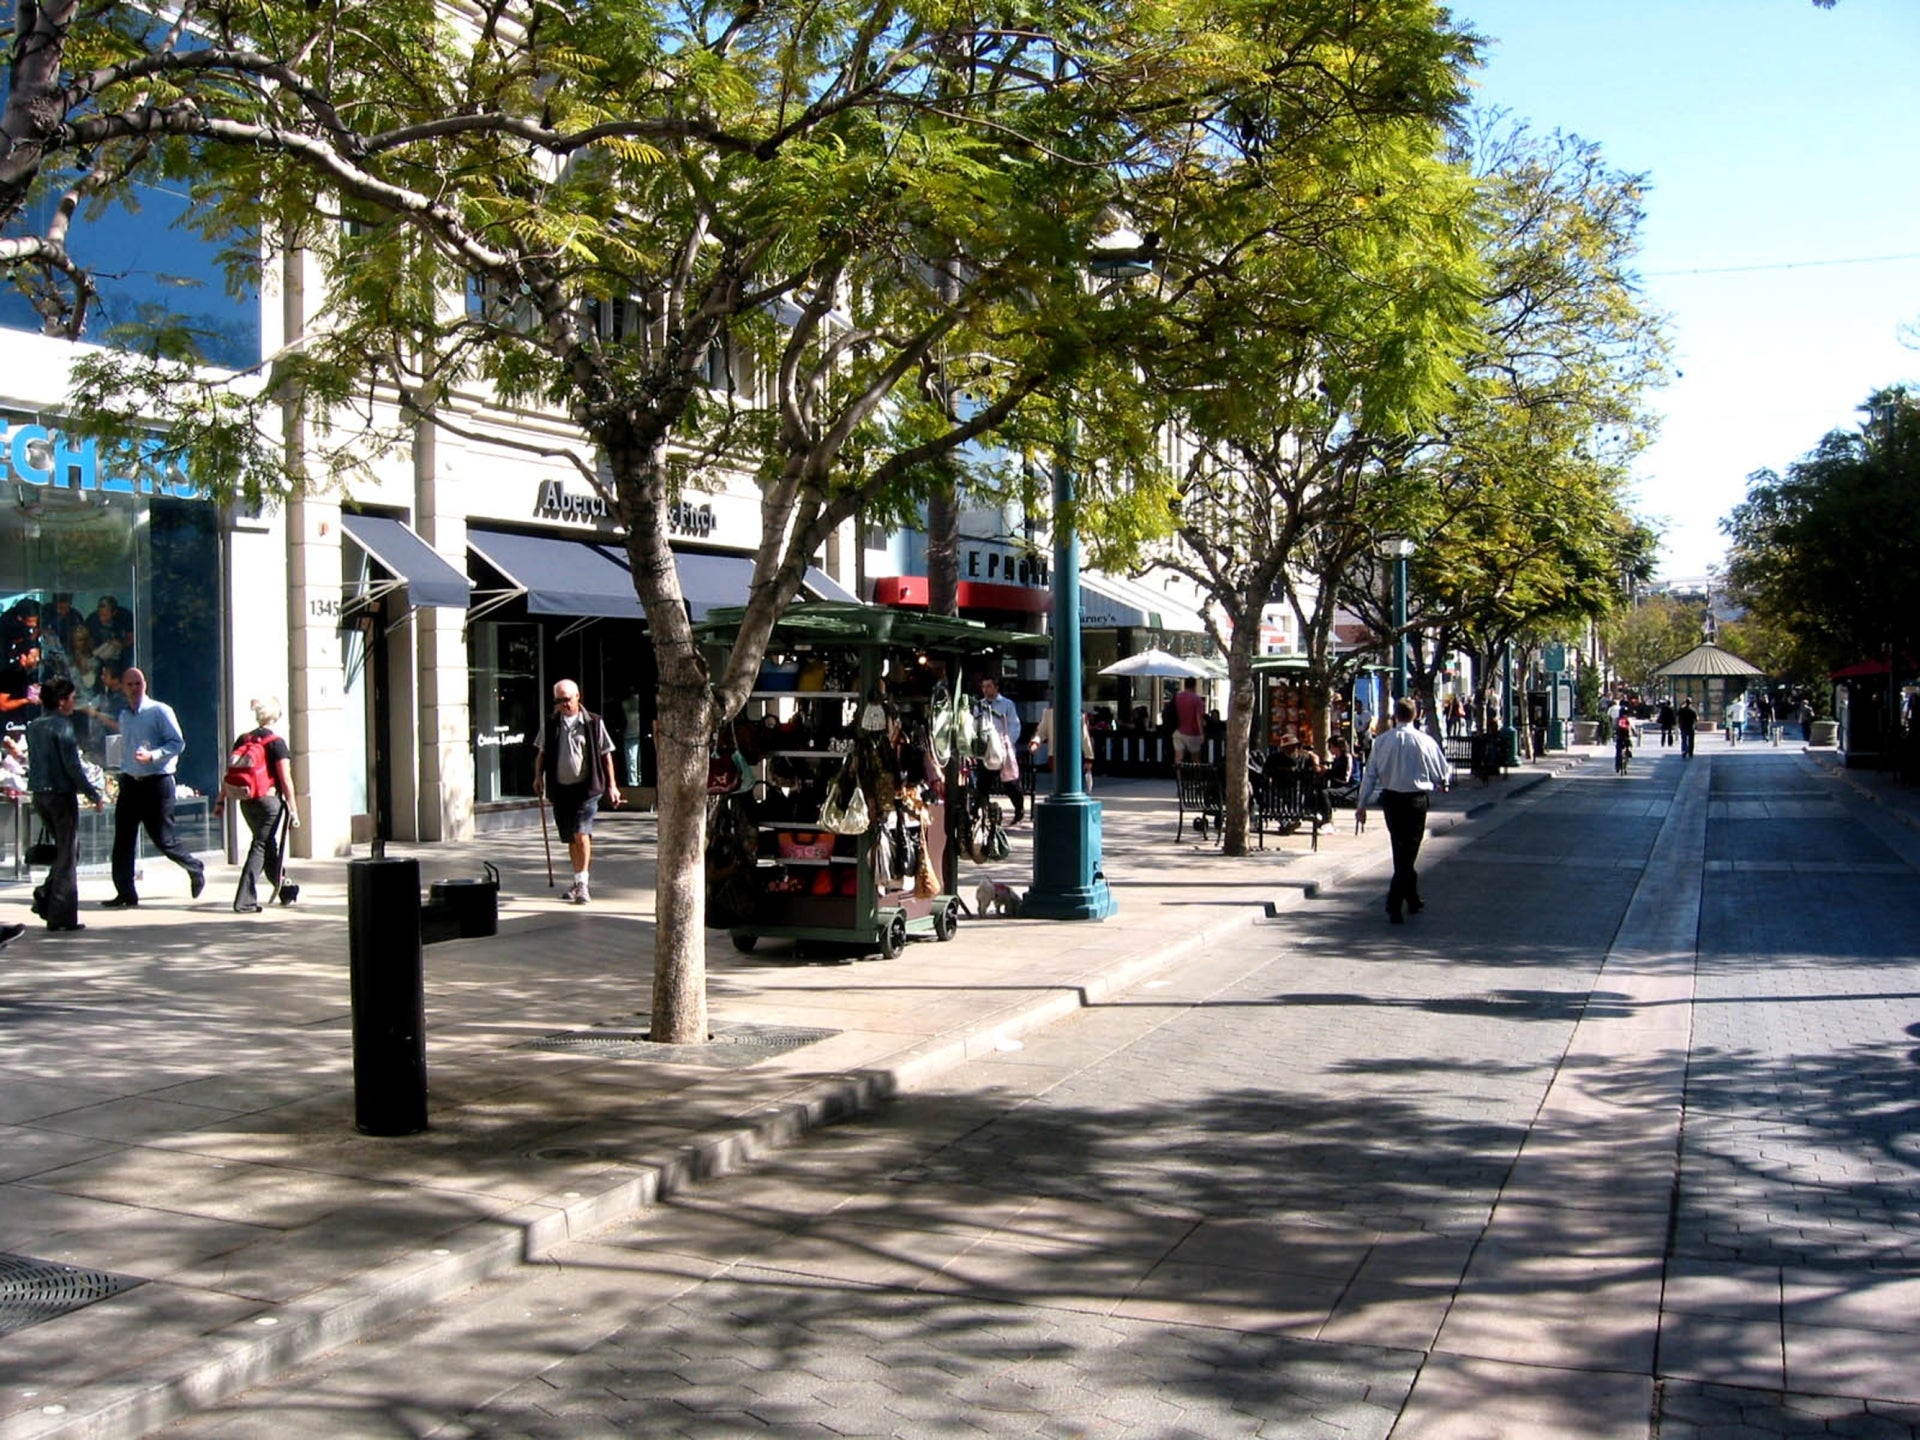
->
xmin=0 ymin=754 xmax=1578 ymax=1440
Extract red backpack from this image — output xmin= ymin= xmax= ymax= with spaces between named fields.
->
xmin=224 ymin=732 xmax=275 ymax=800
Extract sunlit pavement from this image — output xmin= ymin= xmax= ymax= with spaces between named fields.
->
xmin=18 ymin=742 xmax=1920 ymax=1437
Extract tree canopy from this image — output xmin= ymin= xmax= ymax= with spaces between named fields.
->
xmin=1723 ymin=387 xmax=1920 ymax=676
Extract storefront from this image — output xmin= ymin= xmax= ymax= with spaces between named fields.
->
xmin=0 ymin=414 xmax=225 ymax=868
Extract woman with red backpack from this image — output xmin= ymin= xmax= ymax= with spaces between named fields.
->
xmin=214 ymin=696 xmax=301 ymax=912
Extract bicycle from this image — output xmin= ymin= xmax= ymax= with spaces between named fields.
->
xmin=1614 ymin=738 xmax=1632 ymax=776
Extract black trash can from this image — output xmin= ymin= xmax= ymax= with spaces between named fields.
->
xmin=427 ymin=862 xmax=500 ymax=939
xmin=348 ymin=857 xmax=428 ymax=1136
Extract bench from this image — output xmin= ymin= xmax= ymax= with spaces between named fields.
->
xmin=1253 ymin=767 xmax=1330 ymax=851
xmin=1444 ymin=731 xmax=1507 ymax=781
xmin=1174 ymin=763 xmax=1225 ymax=843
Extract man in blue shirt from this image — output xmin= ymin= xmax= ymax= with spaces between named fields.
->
xmin=103 ymin=667 xmax=206 ymax=908
xmin=1356 ymin=698 xmax=1452 ymax=924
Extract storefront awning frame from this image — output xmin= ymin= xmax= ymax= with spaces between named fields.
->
xmin=340 ymin=514 xmax=473 ymax=628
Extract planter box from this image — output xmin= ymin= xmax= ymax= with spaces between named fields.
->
xmin=1810 ymin=719 xmax=1839 ymax=747
xmin=1571 ymin=719 xmax=1599 ymax=745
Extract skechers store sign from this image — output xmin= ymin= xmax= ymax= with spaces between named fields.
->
xmin=0 ymin=418 xmax=201 ymax=499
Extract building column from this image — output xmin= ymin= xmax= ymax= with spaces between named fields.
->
xmin=287 ymin=495 xmax=350 ymax=858
xmin=415 ymin=422 xmax=473 ymax=842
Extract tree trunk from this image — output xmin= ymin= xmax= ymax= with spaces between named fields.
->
xmin=927 ymin=478 xmax=960 ymax=618
xmin=1221 ymin=626 xmax=1260 ymax=856
xmin=612 ymin=444 xmax=716 ymax=1045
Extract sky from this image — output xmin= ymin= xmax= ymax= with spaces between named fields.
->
xmin=1451 ymin=0 xmax=1920 ymax=584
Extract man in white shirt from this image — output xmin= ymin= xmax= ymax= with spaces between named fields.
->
xmin=1356 ymin=698 xmax=1453 ymax=924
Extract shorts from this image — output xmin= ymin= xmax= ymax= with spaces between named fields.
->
xmin=550 ymin=785 xmax=599 ymax=842
xmin=1173 ymin=731 xmax=1207 ymax=761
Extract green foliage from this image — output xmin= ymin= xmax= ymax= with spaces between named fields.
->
xmin=1605 ymin=594 xmax=1706 ymax=692
xmin=1724 ymin=387 xmax=1920 ymax=675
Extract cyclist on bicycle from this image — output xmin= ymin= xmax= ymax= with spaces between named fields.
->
xmin=1614 ymin=708 xmax=1635 ymax=774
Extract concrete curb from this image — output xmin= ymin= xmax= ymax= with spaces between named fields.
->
xmin=6 ymin=759 xmax=1575 ymax=1440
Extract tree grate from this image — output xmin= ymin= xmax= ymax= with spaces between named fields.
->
xmin=0 ymin=1253 xmax=144 ymax=1337
xmin=521 ymin=1016 xmax=838 ymax=1069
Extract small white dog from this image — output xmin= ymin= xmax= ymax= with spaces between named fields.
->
xmin=975 ymin=880 xmax=1021 ymax=918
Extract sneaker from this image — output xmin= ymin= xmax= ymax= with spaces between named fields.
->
xmin=278 ymin=883 xmax=300 ymax=906
xmin=189 ymin=870 xmax=206 ymax=900
xmin=563 ymin=882 xmax=587 ymax=905
xmin=0 ymin=922 xmax=24 ymax=948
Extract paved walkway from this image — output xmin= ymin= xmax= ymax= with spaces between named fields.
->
xmin=132 ymin=736 xmax=1920 ymax=1440
xmin=0 ymin=755 xmax=1566 ymax=1440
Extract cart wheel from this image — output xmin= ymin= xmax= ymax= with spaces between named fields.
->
xmin=879 ymin=911 xmax=908 ymax=958
xmin=933 ymin=903 xmax=957 ymax=942
xmin=731 ymin=932 xmax=758 ymax=954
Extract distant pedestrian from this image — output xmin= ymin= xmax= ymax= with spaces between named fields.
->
xmin=1355 ymin=699 xmax=1453 ymax=924
xmin=1677 ymin=697 xmax=1697 ymax=759
xmin=1725 ymin=694 xmax=1747 ymax=746
xmin=214 ymin=697 xmax=301 ymax=912
xmin=534 ymin=680 xmax=620 ymax=904
xmin=1172 ymin=677 xmax=1207 ymax=761
xmin=1657 ymin=700 xmax=1675 ymax=747
xmin=1029 ymin=705 xmax=1093 ymax=792
xmin=102 ymin=668 xmax=206 ymax=908
xmin=27 ymin=676 xmax=105 ymax=932
xmin=976 ymin=677 xmax=1025 ymax=825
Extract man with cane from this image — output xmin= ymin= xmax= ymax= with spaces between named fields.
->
xmin=533 ymin=680 xmax=620 ymax=904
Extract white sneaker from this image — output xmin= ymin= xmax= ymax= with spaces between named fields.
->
xmin=562 ymin=882 xmax=586 ymax=905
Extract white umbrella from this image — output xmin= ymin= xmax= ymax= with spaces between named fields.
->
xmin=1099 ymin=648 xmax=1212 ymax=679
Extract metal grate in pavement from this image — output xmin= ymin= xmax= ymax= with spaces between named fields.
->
xmin=522 ymin=1016 xmax=838 ymax=1069
xmin=0 ymin=1253 xmax=144 ymax=1337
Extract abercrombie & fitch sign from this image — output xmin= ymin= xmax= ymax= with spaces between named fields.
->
xmin=533 ymin=480 xmax=715 ymax=539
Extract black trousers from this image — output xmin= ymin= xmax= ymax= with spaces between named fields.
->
xmin=236 ymin=794 xmax=285 ymax=907
xmin=112 ymin=772 xmax=204 ymax=901
xmin=32 ymin=791 xmax=82 ymax=927
xmin=1379 ymin=789 xmax=1430 ymax=916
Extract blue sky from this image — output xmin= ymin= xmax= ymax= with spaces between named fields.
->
xmin=1452 ymin=0 xmax=1920 ymax=582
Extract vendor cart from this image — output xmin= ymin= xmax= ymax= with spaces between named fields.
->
xmin=697 ymin=603 xmax=1041 ymax=956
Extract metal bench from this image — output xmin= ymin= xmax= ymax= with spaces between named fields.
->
xmin=1174 ymin=763 xmax=1225 ymax=843
xmin=1253 ymin=767 xmax=1330 ymax=851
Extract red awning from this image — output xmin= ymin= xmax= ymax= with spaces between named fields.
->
xmin=874 ymin=576 xmax=1051 ymax=615
xmin=1830 ymin=659 xmax=1891 ymax=680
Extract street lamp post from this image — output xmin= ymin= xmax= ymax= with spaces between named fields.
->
xmin=1377 ymin=536 xmax=1416 ymax=703
xmin=1024 ymin=230 xmax=1151 ymax=923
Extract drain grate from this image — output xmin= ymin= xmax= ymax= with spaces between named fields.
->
xmin=522 ymin=1016 xmax=838 ymax=1069
xmin=0 ymin=1253 xmax=144 ymax=1337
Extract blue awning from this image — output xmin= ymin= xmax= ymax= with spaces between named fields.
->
xmin=471 ymin=528 xmax=862 ymax=620
xmin=340 ymin=514 xmax=472 ymax=610
xmin=469 ymin=529 xmax=645 ymax=619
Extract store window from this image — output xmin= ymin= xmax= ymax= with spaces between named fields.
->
xmin=470 ymin=622 xmax=542 ymax=802
xmin=0 ymin=426 xmax=223 ymax=864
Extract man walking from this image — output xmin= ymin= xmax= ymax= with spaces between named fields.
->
xmin=1677 ymin=696 xmax=1697 ymax=759
xmin=104 ymin=668 xmax=205 ymax=907
xmin=1355 ymin=698 xmax=1452 ymax=924
xmin=533 ymin=680 xmax=620 ymax=904
xmin=1172 ymin=677 xmax=1207 ymax=762
xmin=28 ymin=676 xmax=105 ymax=932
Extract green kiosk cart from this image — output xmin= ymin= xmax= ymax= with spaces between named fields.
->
xmin=697 ymin=603 xmax=1043 ymax=957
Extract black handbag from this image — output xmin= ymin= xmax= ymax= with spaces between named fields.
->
xmin=25 ymin=828 xmax=57 ymax=866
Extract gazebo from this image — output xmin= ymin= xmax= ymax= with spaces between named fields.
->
xmin=1652 ymin=642 xmax=1763 ymax=727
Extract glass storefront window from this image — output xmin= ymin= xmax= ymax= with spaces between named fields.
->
xmin=471 ymin=622 xmax=542 ymax=802
xmin=0 ymin=481 xmax=222 ymax=868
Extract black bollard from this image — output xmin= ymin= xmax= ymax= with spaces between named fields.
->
xmin=347 ymin=857 xmax=428 ymax=1136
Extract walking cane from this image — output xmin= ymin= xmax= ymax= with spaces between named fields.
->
xmin=537 ymin=789 xmax=556 ymax=887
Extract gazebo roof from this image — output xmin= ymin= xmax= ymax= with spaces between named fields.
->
xmin=1652 ymin=642 xmax=1764 ymax=679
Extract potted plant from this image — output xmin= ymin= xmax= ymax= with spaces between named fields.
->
xmin=1570 ymin=666 xmax=1601 ymax=745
